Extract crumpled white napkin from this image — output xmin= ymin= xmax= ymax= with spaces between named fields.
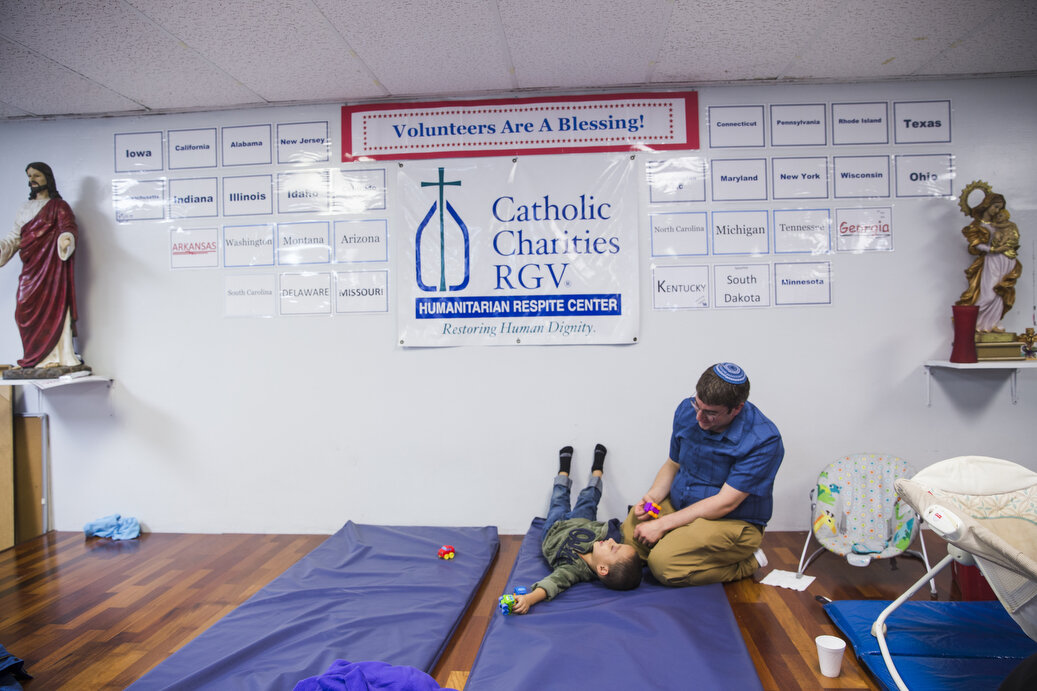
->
xmin=760 ymin=569 xmax=815 ymax=591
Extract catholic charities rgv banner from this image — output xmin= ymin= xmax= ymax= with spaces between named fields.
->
xmin=398 ymin=155 xmax=638 ymax=347
xmin=343 ymin=92 xmax=698 ymax=160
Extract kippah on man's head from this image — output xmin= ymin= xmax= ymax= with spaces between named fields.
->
xmin=713 ymin=362 xmax=747 ymax=384
xmin=697 ymin=362 xmax=751 ymax=409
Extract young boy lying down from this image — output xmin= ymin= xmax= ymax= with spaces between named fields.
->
xmin=510 ymin=444 xmax=643 ymax=614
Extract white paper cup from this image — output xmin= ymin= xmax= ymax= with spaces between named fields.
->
xmin=815 ymin=635 xmax=847 ymax=678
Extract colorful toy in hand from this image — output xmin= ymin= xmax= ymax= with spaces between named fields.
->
xmin=643 ymin=500 xmax=661 ymax=519
xmin=437 ymin=545 xmax=455 ymax=559
xmin=498 ymin=593 xmax=517 ymax=615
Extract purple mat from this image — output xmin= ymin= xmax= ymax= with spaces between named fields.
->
xmin=465 ymin=517 xmax=761 ymax=691
xmin=128 ymin=522 xmax=499 ymax=690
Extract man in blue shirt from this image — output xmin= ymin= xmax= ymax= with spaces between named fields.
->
xmin=621 ymin=362 xmax=784 ymax=586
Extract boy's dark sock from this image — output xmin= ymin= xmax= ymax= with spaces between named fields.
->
xmin=592 ymin=443 xmax=607 ymax=472
xmin=558 ymin=445 xmax=573 ymax=474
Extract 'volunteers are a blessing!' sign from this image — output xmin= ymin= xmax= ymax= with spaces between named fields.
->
xmin=342 ymin=92 xmax=698 ymax=161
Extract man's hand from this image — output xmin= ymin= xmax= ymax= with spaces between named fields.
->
xmin=633 ymin=517 xmax=669 ymax=546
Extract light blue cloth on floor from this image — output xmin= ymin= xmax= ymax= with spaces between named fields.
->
xmin=84 ymin=514 xmax=140 ymax=540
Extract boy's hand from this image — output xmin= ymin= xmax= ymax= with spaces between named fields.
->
xmin=633 ymin=496 xmax=659 ymax=522
xmin=510 ymin=586 xmax=547 ymax=614
xmin=511 ymin=593 xmax=533 ymax=615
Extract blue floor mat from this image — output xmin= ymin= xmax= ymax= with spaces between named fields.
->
xmin=465 ymin=517 xmax=761 ymax=691
xmin=825 ymin=599 xmax=1037 ymax=690
xmin=128 ymin=522 xmax=499 ymax=690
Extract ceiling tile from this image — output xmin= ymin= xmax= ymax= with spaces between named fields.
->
xmin=315 ymin=0 xmax=514 ymax=97
xmin=0 ymin=101 xmax=31 ymax=118
xmin=0 ymin=0 xmax=1034 ymax=121
xmin=0 ymin=0 xmax=262 ymax=110
xmin=778 ymin=0 xmax=985 ymax=80
xmin=0 ymin=36 xmax=145 ymax=116
xmin=129 ymin=0 xmax=379 ymax=102
xmin=500 ymin=0 xmax=674 ymax=89
xmin=653 ymin=0 xmax=837 ymax=83
xmin=921 ymin=0 xmax=1037 ymax=76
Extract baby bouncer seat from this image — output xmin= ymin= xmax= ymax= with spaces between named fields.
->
xmin=797 ymin=454 xmax=935 ymax=596
xmin=872 ymin=456 xmax=1037 ymax=690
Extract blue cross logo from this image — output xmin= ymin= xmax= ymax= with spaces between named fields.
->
xmin=416 ymin=167 xmax=470 ymax=292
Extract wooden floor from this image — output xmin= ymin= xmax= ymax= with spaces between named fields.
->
xmin=0 ymin=529 xmax=956 ymax=690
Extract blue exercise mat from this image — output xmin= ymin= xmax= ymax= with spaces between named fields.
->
xmin=464 ymin=517 xmax=762 ymax=691
xmin=825 ymin=599 xmax=1037 ymax=690
xmin=128 ymin=522 xmax=499 ymax=691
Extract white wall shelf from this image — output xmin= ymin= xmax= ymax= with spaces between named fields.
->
xmin=923 ymin=360 xmax=1037 ymax=406
xmin=3 ymin=374 xmax=112 ymax=391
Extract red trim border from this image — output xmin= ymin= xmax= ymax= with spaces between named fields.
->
xmin=342 ymin=92 xmax=698 ymax=161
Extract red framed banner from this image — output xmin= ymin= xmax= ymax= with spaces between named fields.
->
xmin=342 ymin=92 xmax=698 ymax=161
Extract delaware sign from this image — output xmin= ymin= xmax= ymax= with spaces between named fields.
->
xmin=344 ymin=92 xmax=697 ymax=161
xmin=398 ymin=155 xmax=639 ymax=346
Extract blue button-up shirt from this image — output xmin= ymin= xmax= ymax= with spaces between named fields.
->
xmin=668 ymin=397 xmax=784 ymax=527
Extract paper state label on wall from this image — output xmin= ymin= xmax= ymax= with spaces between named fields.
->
xmin=650 ymin=211 xmax=708 ymax=257
xmin=708 ymin=105 xmax=765 ymax=148
xmin=277 ymin=170 xmax=329 ymax=214
xmin=774 ymin=261 xmax=832 ymax=305
xmin=225 ymin=274 xmax=275 ymax=318
xmin=277 ymin=222 xmax=330 ymax=265
xmin=115 ymin=131 xmax=163 ymax=172
xmin=832 ymin=102 xmax=889 ymax=145
xmin=336 ymin=270 xmax=389 ymax=314
xmin=277 ymin=121 xmax=330 ymax=164
xmin=646 ymin=157 xmax=707 ymax=203
xmin=224 ymin=224 xmax=275 ymax=268
xmin=223 ymin=174 xmax=272 ymax=216
xmin=714 ymin=264 xmax=771 ymax=308
xmin=170 ymin=227 xmax=218 ymax=269
xmin=331 ymin=168 xmax=387 ymax=213
xmin=334 ymin=219 xmax=387 ymax=263
xmin=772 ymin=156 xmax=828 ymax=200
xmin=652 ymin=264 xmax=709 ymax=310
xmin=711 ymin=158 xmax=768 ymax=201
xmin=222 ymin=124 xmax=272 ymax=166
xmin=168 ymin=128 xmax=217 ymax=169
xmin=279 ymin=272 xmax=332 ymax=315
xmin=833 ymin=156 xmax=890 ymax=198
xmin=893 ymin=100 xmax=951 ymax=144
xmin=835 ymin=207 xmax=893 ymax=252
xmin=770 ymin=104 xmax=827 ymax=147
xmin=712 ymin=210 xmax=769 ymax=256
xmin=168 ymin=177 xmax=218 ymax=218
xmin=895 ymin=154 xmax=953 ymax=198
xmin=773 ymin=209 xmax=831 ymax=255
xmin=112 ymin=178 xmax=165 ymax=223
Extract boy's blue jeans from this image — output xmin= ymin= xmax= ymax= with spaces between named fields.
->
xmin=541 ymin=474 xmax=602 ymax=543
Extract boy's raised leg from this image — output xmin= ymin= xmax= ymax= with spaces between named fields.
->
xmin=570 ymin=444 xmax=606 ymax=521
xmin=542 ymin=446 xmax=575 ymax=542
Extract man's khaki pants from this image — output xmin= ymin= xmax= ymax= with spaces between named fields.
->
xmin=620 ymin=497 xmax=762 ymax=586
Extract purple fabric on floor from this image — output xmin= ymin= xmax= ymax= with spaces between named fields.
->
xmin=293 ymin=659 xmax=453 ymax=691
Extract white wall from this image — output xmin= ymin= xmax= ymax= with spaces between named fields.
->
xmin=1 ymin=77 xmax=1034 ymax=535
